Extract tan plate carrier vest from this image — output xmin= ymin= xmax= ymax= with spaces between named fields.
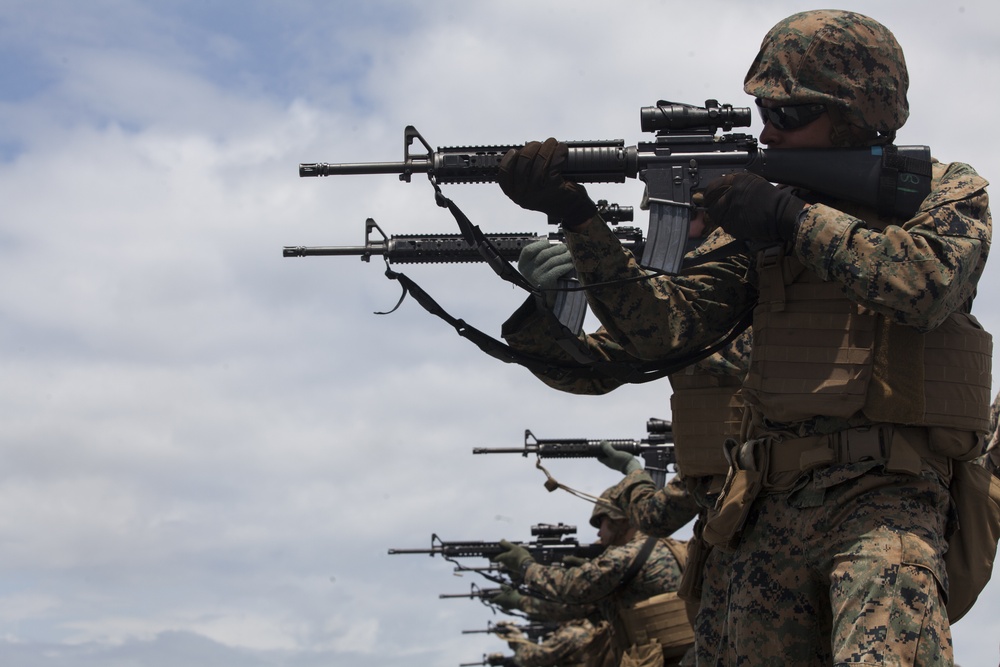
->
xmin=615 ymin=538 xmax=694 ymax=663
xmin=669 ymin=371 xmax=744 ymax=479
xmin=743 ymin=247 xmax=992 ymax=434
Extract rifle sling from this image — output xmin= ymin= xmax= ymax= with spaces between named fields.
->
xmin=379 ymin=263 xmax=752 ymax=385
xmin=620 ymin=535 xmax=660 ymax=589
xmin=430 ymin=177 xmax=540 ymax=295
xmin=413 ymin=177 xmax=754 ymax=382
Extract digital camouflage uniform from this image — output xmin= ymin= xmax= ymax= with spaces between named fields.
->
xmin=520 ymin=530 xmax=683 ymax=666
xmin=976 ymin=390 xmax=1000 ymax=476
xmin=518 ymin=590 xmax=600 ymax=624
xmin=554 ymin=12 xmax=992 ymax=666
xmin=503 ymin=303 xmax=748 ymax=666
xmin=504 ymin=618 xmax=611 ymax=667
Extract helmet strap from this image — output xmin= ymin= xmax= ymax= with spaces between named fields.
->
xmin=827 ymin=105 xmax=882 ymax=147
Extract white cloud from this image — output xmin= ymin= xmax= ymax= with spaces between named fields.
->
xmin=1 ymin=1 xmax=999 ymax=666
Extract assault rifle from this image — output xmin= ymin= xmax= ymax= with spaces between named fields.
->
xmin=473 ymin=418 xmax=674 ymax=489
xmin=439 ymin=582 xmax=502 ymax=601
xmin=283 ymin=201 xmax=634 ymax=261
xmin=388 ymin=523 xmax=604 ymax=568
xmin=463 ymin=620 xmax=560 ymax=642
xmin=300 ymin=99 xmax=933 ymax=281
xmin=283 ymin=208 xmax=639 ymax=332
xmin=461 ymin=653 xmax=516 ymax=667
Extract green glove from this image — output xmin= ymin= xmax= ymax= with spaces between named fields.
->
xmin=517 ymin=239 xmax=575 ymax=307
xmin=491 ymin=539 xmax=535 ymax=573
xmin=597 ymin=440 xmax=642 ymax=475
xmin=498 ymin=138 xmax=598 ymax=227
xmin=703 ymin=173 xmax=805 ymax=243
xmin=488 ymin=584 xmax=524 ymax=611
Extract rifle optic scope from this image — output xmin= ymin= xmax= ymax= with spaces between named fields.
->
xmin=646 ymin=418 xmax=672 ymax=434
xmin=531 ymin=522 xmax=576 ymax=538
xmin=640 ymin=99 xmax=751 ymax=134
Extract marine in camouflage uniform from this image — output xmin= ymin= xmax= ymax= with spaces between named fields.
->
xmin=493 ymin=492 xmax=686 ymax=666
xmin=502 ymin=247 xmax=749 ymax=666
xmin=498 ymin=618 xmax=611 ymax=667
xmin=495 ymin=10 xmax=992 ymax=666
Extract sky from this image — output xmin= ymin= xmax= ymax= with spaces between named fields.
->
xmin=1 ymin=1 xmax=999 ymax=665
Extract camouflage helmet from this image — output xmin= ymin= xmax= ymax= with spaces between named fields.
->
xmin=744 ymin=10 xmax=909 ymax=137
xmin=589 ymin=488 xmax=627 ymax=529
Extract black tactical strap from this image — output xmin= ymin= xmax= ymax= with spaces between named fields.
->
xmin=429 ymin=176 xmax=540 ymax=296
xmin=877 ymin=145 xmax=934 ymax=218
xmin=619 ymin=535 xmax=660 ymax=589
xmin=379 ymin=262 xmax=752 ymax=385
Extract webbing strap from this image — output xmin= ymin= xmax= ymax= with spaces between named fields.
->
xmin=877 ymin=145 xmax=934 ymax=218
xmin=409 ymin=176 xmax=754 ymax=383
xmin=378 ymin=262 xmax=752 ymax=385
xmin=430 ymin=177 xmax=540 ymax=295
xmin=620 ymin=536 xmax=660 ymax=589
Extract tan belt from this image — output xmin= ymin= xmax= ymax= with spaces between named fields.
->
xmin=729 ymin=424 xmax=944 ymax=492
xmin=704 ymin=424 xmax=949 ymax=551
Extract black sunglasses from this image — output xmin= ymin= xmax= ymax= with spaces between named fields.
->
xmin=755 ymin=99 xmax=828 ymax=131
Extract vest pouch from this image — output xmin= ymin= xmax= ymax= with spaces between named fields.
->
xmin=620 ymin=591 xmax=694 ymax=662
xmin=927 ymin=427 xmax=986 ymax=462
xmin=702 ymin=440 xmax=765 ymax=551
xmin=943 ymin=460 xmax=1000 ymax=622
xmin=676 ymin=530 xmax=708 ymax=608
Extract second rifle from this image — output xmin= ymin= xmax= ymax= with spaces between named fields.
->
xmin=473 ymin=418 xmax=674 ymax=488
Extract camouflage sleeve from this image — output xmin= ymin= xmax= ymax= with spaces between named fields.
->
xmin=688 ymin=327 xmax=753 ymax=378
xmin=511 ymin=621 xmax=596 ymax=667
xmin=523 ymin=534 xmax=681 ymax=608
xmin=501 ymin=296 xmax=638 ymax=395
xmin=563 ymin=221 xmax=756 ymax=362
xmin=519 ymin=593 xmax=597 ymax=622
xmin=793 ymin=161 xmax=991 ymax=331
xmin=608 ymin=471 xmax=701 ymax=536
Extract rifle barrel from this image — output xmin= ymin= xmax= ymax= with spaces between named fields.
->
xmin=283 ymin=245 xmax=377 ymax=257
xmin=471 ymin=447 xmax=528 ymax=455
xmin=300 ymin=161 xmax=427 ymax=177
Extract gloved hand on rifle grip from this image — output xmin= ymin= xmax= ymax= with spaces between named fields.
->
xmin=499 ymin=138 xmax=598 ymax=228
xmin=518 ymin=239 xmax=575 ymax=307
xmin=488 ymin=584 xmax=524 ymax=611
xmin=703 ymin=173 xmax=806 ymax=243
xmin=597 ymin=441 xmax=642 ymax=475
xmin=491 ymin=539 xmax=535 ymax=574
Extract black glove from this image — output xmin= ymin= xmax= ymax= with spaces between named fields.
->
xmin=703 ymin=173 xmax=806 ymax=243
xmin=498 ymin=138 xmax=598 ymax=227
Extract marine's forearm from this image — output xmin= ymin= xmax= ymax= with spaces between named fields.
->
xmin=563 ymin=222 xmax=755 ymax=361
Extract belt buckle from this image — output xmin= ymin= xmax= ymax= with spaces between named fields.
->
xmin=837 ymin=426 xmax=887 ymax=464
xmin=727 ymin=437 xmax=765 ymax=472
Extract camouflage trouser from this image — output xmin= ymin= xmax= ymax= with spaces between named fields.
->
xmin=719 ymin=467 xmax=953 ymax=666
xmin=675 ymin=512 xmax=733 ymax=667
xmin=691 ymin=542 xmax=731 ymax=666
